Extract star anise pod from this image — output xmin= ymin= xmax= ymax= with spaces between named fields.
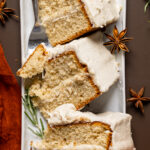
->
xmin=104 ymin=26 xmax=133 ymax=54
xmin=0 ymin=0 xmax=18 ymax=24
xmin=127 ymin=87 xmax=150 ymax=113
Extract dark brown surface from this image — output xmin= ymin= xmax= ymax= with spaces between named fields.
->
xmin=0 ymin=0 xmax=21 ymax=84
xmin=0 ymin=0 xmax=150 ymax=150
xmin=126 ymin=0 xmax=150 ymax=150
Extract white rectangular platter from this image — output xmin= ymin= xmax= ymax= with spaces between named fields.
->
xmin=20 ymin=0 xmax=126 ymax=149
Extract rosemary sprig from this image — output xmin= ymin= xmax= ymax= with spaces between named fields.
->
xmin=144 ymin=0 xmax=150 ymax=13
xmin=22 ymin=89 xmax=45 ymax=138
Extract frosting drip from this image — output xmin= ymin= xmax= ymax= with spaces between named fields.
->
xmin=46 ymin=104 xmax=135 ymax=150
xmin=82 ymin=0 xmax=121 ymax=27
xmin=46 ymin=31 xmax=119 ymax=92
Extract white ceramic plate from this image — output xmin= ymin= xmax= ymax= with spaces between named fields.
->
xmin=20 ymin=0 xmax=126 ymax=149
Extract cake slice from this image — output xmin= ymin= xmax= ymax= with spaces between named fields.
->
xmin=47 ymin=31 xmax=120 ymax=93
xmin=17 ymin=44 xmax=48 ymax=78
xmin=32 ymin=122 xmax=112 ymax=150
xmin=38 ymin=0 xmax=120 ymax=46
xmin=31 ymin=104 xmax=135 ymax=150
xmin=39 ymin=0 xmax=93 ymax=47
xmin=17 ymin=32 xmax=120 ymax=119
xmin=29 ymin=51 xmax=100 ymax=118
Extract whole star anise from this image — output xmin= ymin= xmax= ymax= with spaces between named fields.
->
xmin=104 ymin=26 xmax=133 ymax=54
xmin=127 ymin=87 xmax=150 ymax=113
xmin=0 ymin=0 xmax=18 ymax=24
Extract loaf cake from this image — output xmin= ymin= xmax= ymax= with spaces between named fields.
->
xmin=38 ymin=0 xmax=121 ymax=46
xmin=32 ymin=104 xmax=135 ymax=150
xmin=17 ymin=32 xmax=119 ymax=119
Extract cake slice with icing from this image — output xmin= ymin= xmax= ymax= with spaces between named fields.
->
xmin=17 ymin=32 xmax=119 ymax=120
xmin=29 ymin=50 xmax=100 ymax=118
xmin=32 ymin=121 xmax=112 ymax=150
xmin=38 ymin=0 xmax=121 ymax=46
xmin=31 ymin=104 xmax=135 ymax=150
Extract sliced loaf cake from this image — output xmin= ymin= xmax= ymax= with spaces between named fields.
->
xmin=38 ymin=0 xmax=93 ymax=46
xmin=31 ymin=104 xmax=135 ymax=150
xmin=32 ymin=122 xmax=112 ymax=150
xmin=38 ymin=0 xmax=120 ymax=46
xmin=29 ymin=51 xmax=100 ymax=118
xmin=17 ymin=32 xmax=120 ymax=120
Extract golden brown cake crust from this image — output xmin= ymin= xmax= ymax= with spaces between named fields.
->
xmin=48 ymin=121 xmax=112 ymax=150
xmin=52 ymin=121 xmax=111 ymax=131
xmin=16 ymin=44 xmax=48 ymax=76
xmin=51 ymin=0 xmax=93 ymax=47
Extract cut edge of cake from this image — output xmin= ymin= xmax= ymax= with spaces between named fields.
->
xmin=49 ymin=6 xmax=95 ymax=47
xmin=17 ymin=44 xmax=49 ymax=78
xmin=38 ymin=0 xmax=96 ymax=47
xmin=29 ymin=50 xmax=101 ymax=116
xmin=48 ymin=51 xmax=101 ymax=107
xmin=38 ymin=0 xmax=120 ymax=47
xmin=31 ymin=121 xmax=112 ymax=150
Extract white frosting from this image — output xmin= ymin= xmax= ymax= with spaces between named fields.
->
xmin=46 ymin=31 xmax=119 ymax=92
xmin=46 ymin=103 xmax=92 ymax=125
xmin=33 ymin=104 xmax=135 ymax=150
xmin=82 ymin=0 xmax=121 ymax=27
xmin=33 ymin=143 xmax=105 ymax=150
xmin=46 ymin=104 xmax=135 ymax=150
xmin=62 ymin=144 xmax=105 ymax=150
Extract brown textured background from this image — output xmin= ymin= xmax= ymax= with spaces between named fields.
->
xmin=0 ymin=0 xmax=150 ymax=149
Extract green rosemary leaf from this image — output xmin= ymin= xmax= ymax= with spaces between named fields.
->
xmin=27 ymin=90 xmax=35 ymax=116
xmin=22 ymin=97 xmax=28 ymax=108
xmin=28 ymin=127 xmax=43 ymax=138
xmin=40 ymin=118 xmax=44 ymax=132
xmin=23 ymin=101 xmax=28 ymax=110
xmin=32 ymin=105 xmax=38 ymax=123
xmin=25 ymin=111 xmax=36 ymax=126
xmin=23 ymin=89 xmax=45 ymax=139
xmin=28 ymin=127 xmax=37 ymax=135
xmin=37 ymin=128 xmax=43 ymax=137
